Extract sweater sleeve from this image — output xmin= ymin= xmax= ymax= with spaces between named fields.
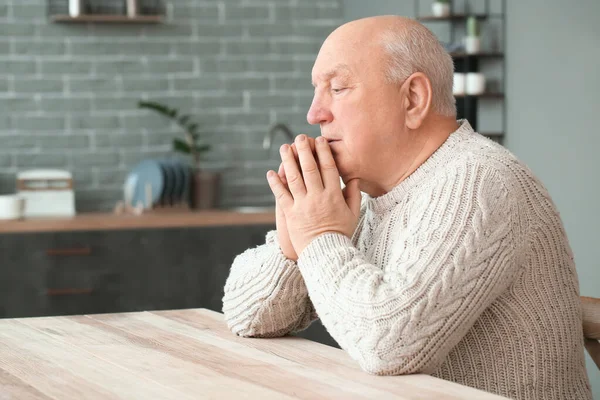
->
xmin=296 ymin=166 xmax=521 ymax=375
xmin=222 ymin=230 xmax=318 ymax=337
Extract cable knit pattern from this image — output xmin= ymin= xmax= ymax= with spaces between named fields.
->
xmin=222 ymin=120 xmax=592 ymax=400
xmin=223 ymin=230 xmax=318 ymax=337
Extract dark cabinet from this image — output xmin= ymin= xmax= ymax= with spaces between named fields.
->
xmin=0 ymin=224 xmax=274 ymax=319
xmin=0 ymin=222 xmax=341 ymax=349
xmin=43 ymin=230 xmax=125 ymax=317
xmin=0 ymin=234 xmax=47 ymax=318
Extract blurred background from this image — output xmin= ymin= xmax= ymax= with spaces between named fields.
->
xmin=0 ymin=0 xmax=597 ymax=395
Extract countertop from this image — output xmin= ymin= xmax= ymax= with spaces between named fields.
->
xmin=0 ymin=210 xmax=276 ymax=233
xmin=0 ymin=308 xmax=508 ymax=399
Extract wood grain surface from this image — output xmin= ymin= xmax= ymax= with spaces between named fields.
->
xmin=0 ymin=210 xmax=275 ymax=234
xmin=0 ymin=308 xmax=508 ymax=399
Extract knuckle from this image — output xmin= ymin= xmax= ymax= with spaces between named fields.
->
xmin=275 ymin=191 xmax=287 ymax=201
xmin=286 ymin=173 xmax=300 ymax=184
xmin=302 ymin=163 xmax=318 ymax=174
xmin=321 ymin=161 xmax=337 ymax=170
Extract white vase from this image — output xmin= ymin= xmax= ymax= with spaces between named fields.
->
xmin=466 ymin=73 xmax=486 ymax=95
xmin=432 ymin=2 xmax=450 ymax=17
xmin=68 ymin=0 xmax=83 ymax=17
xmin=453 ymin=73 xmax=465 ymax=96
xmin=464 ymin=36 xmax=481 ymax=54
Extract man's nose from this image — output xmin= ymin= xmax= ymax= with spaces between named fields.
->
xmin=307 ymin=97 xmax=332 ymax=125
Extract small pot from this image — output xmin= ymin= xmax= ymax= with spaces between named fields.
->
xmin=190 ymin=169 xmax=220 ymax=210
xmin=126 ymin=0 xmax=138 ymax=18
xmin=466 ymin=73 xmax=486 ymax=95
xmin=432 ymin=2 xmax=451 ymax=17
xmin=0 ymin=195 xmax=25 ymax=220
xmin=464 ymin=36 xmax=481 ymax=54
xmin=453 ymin=73 xmax=466 ymax=96
xmin=69 ymin=0 xmax=83 ymax=17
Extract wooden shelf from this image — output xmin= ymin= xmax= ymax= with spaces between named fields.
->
xmin=455 ymin=93 xmax=504 ymax=99
xmin=0 ymin=210 xmax=276 ymax=233
xmin=50 ymin=14 xmax=164 ymax=23
xmin=450 ymin=52 xmax=504 ymax=58
xmin=417 ymin=14 xmax=488 ymax=22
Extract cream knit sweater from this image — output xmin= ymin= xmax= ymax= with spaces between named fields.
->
xmin=222 ymin=120 xmax=592 ymax=400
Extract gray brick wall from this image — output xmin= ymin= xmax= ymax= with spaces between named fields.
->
xmin=0 ymin=0 xmax=342 ymax=211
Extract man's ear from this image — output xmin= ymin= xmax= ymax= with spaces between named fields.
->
xmin=401 ymin=72 xmax=433 ymax=130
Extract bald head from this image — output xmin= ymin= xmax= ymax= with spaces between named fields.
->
xmin=307 ymin=15 xmax=458 ymax=194
xmin=317 ymin=16 xmax=456 ymax=117
xmin=327 ymin=15 xmax=420 ymax=45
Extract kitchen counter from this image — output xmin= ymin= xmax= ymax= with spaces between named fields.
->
xmin=0 ymin=308 xmax=507 ymax=399
xmin=0 ymin=210 xmax=276 ymax=233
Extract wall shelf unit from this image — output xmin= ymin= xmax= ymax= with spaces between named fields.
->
xmin=449 ymin=51 xmax=503 ymax=59
xmin=50 ymin=15 xmax=163 ymax=24
xmin=48 ymin=0 xmax=166 ymax=24
xmin=415 ymin=0 xmax=506 ymax=144
xmin=454 ymin=92 xmax=504 ymax=98
xmin=417 ymin=14 xmax=488 ymax=21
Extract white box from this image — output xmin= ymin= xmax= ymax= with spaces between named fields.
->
xmin=16 ymin=169 xmax=76 ymax=218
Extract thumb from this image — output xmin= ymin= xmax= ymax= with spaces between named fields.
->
xmin=342 ymin=179 xmax=361 ymax=217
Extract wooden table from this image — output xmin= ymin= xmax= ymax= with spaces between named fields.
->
xmin=0 ymin=309 xmax=507 ymax=399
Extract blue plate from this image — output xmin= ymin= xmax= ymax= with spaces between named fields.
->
xmin=158 ymin=159 xmax=175 ymax=205
xmin=167 ymin=159 xmax=185 ymax=204
xmin=180 ymin=162 xmax=192 ymax=205
xmin=128 ymin=159 xmax=164 ymax=209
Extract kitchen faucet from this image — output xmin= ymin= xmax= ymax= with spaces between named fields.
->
xmin=263 ymin=123 xmax=295 ymax=155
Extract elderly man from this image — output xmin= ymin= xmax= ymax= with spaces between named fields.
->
xmin=222 ymin=16 xmax=592 ymax=400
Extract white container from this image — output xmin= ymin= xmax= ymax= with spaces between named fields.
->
xmin=453 ymin=73 xmax=466 ymax=96
xmin=466 ymin=73 xmax=486 ymax=95
xmin=0 ymin=195 xmax=25 ymax=220
xmin=464 ymin=36 xmax=481 ymax=54
xmin=126 ymin=0 xmax=138 ymax=18
xmin=69 ymin=0 xmax=83 ymax=17
xmin=16 ymin=169 xmax=76 ymax=218
xmin=432 ymin=2 xmax=450 ymax=17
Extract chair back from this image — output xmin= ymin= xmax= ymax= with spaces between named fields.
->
xmin=582 ymin=296 xmax=600 ymax=369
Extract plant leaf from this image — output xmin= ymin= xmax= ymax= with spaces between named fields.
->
xmin=187 ymin=122 xmax=199 ymax=133
xmin=173 ymin=138 xmax=191 ymax=154
xmin=138 ymin=101 xmax=175 ymax=119
xmin=139 ymin=101 xmax=207 ymax=154
xmin=178 ymin=115 xmax=190 ymax=125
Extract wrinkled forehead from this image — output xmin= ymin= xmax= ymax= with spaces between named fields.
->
xmin=311 ymin=37 xmax=386 ymax=84
xmin=311 ymin=62 xmax=352 ymax=86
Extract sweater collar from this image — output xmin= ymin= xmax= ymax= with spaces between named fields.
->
xmin=368 ymin=119 xmax=475 ymax=214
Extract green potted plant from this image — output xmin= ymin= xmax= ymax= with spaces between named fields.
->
xmin=465 ymin=15 xmax=481 ymax=54
xmin=432 ymin=0 xmax=450 ymax=18
xmin=138 ymin=100 xmax=219 ymax=210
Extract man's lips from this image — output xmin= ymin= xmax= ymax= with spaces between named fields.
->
xmin=325 ymin=139 xmax=341 ymax=155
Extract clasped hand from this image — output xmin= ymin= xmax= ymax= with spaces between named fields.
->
xmin=267 ymin=134 xmax=361 ymax=258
